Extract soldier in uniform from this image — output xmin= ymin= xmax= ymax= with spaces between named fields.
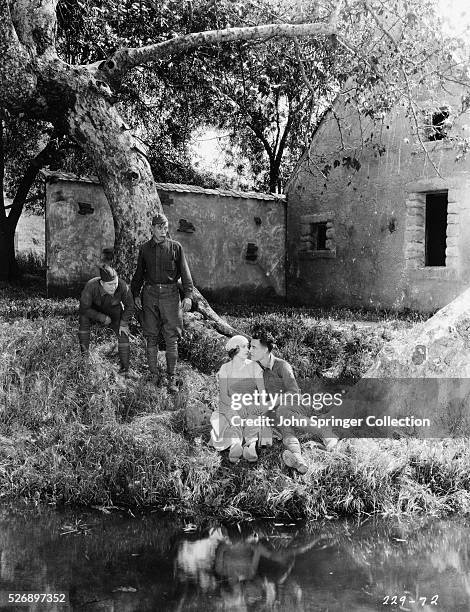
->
xmin=131 ymin=212 xmax=193 ymax=391
xmin=78 ymin=264 xmax=134 ymax=374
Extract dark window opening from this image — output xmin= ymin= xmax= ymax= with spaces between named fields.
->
xmin=245 ymin=243 xmax=258 ymax=262
xmin=428 ymin=108 xmax=450 ymax=141
xmin=425 ymin=192 xmax=448 ymax=266
xmin=177 ymin=218 xmax=196 ymax=233
xmin=78 ymin=202 xmax=94 ymax=215
xmin=310 ymin=222 xmax=328 ymax=250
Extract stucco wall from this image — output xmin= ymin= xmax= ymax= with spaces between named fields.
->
xmin=287 ymin=88 xmax=470 ymax=312
xmin=46 ymin=179 xmax=114 ymax=295
xmin=45 ymin=179 xmax=285 ymax=298
xmin=161 ymin=191 xmax=285 ymax=298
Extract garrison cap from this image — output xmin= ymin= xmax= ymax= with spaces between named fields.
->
xmin=99 ymin=264 xmax=118 ymax=282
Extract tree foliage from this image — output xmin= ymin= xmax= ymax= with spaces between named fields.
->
xmin=1 ymin=0 xmax=469 ymax=283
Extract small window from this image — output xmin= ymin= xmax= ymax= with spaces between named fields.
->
xmin=300 ymin=213 xmax=336 ymax=258
xmin=78 ymin=202 xmax=94 ymax=215
xmin=427 ymin=107 xmax=450 ymax=141
xmin=177 ymin=219 xmax=195 ymax=233
xmin=425 ymin=192 xmax=447 ymax=266
xmin=245 ymin=243 xmax=258 ymax=262
xmin=310 ymin=222 xmax=328 ymax=250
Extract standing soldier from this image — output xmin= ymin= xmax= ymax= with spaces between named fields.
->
xmin=79 ymin=264 xmax=135 ymax=375
xmin=131 ymin=212 xmax=193 ymax=392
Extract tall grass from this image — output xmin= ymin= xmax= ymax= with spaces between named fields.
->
xmin=16 ymin=251 xmax=46 ymax=277
xmin=0 ymin=292 xmax=468 ymax=520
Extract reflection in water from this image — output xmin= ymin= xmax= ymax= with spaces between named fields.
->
xmin=175 ymin=527 xmax=325 ymax=611
xmin=0 ymin=506 xmax=468 ymax=610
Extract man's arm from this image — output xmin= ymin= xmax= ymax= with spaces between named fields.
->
xmin=279 ymin=360 xmax=300 ymax=394
xmin=131 ymin=246 xmax=145 ymax=298
xmin=79 ymin=284 xmax=107 ymax=323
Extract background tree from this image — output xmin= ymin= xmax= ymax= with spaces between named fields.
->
xmin=191 ymin=0 xmax=341 ymax=192
xmin=0 ymin=116 xmax=58 ymax=280
xmin=1 ymin=0 xmax=469 ymax=286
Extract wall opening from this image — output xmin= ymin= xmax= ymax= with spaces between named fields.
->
xmin=427 ymin=107 xmax=450 ymax=141
xmin=310 ymin=222 xmax=327 ymax=250
xmin=299 ymin=212 xmax=336 ymax=258
xmin=425 ymin=192 xmax=448 ymax=266
xmin=245 ymin=243 xmax=258 ymax=262
xmin=78 ymin=202 xmax=94 ymax=215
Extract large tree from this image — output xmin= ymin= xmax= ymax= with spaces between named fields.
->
xmin=0 ymin=0 xmax=342 ymax=279
xmin=1 ymin=0 xmax=468 ymax=283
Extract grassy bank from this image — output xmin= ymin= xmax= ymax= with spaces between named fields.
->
xmin=1 ymin=286 xmax=469 ymax=520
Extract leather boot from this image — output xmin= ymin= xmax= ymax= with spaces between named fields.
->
xmin=78 ymin=331 xmax=90 ymax=354
xmin=118 ymin=333 xmax=130 ymax=373
xmin=146 ymin=344 xmax=159 ymax=375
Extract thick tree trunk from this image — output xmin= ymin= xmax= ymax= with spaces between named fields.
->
xmin=0 ymin=118 xmax=18 ymax=281
xmin=65 ymin=83 xmax=161 ymax=278
xmin=268 ymin=161 xmax=281 ymax=193
xmin=0 ymin=224 xmax=20 ymax=281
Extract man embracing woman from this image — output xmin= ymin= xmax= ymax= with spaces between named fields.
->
xmin=209 ymin=329 xmax=339 ymax=472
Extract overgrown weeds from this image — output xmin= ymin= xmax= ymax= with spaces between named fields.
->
xmin=0 ymin=292 xmax=468 ymax=520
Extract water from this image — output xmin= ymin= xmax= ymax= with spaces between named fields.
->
xmin=0 ymin=506 xmax=468 ymax=611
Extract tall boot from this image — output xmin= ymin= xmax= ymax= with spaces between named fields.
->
xmin=118 ymin=332 xmax=130 ymax=373
xmin=78 ymin=330 xmax=90 ymax=354
xmin=165 ymin=350 xmax=177 ymax=376
xmin=146 ymin=343 xmax=159 ymax=375
xmin=165 ymin=350 xmax=178 ymax=393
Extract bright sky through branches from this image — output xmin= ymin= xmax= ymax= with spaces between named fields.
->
xmin=438 ymin=0 xmax=470 ymax=35
xmin=192 ymin=0 xmax=470 ymax=190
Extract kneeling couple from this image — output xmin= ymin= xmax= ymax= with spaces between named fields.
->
xmin=210 ymin=328 xmax=338 ymax=474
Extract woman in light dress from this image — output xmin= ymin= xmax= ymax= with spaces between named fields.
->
xmin=210 ymin=335 xmax=272 ymax=463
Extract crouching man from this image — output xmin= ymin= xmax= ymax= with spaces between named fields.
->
xmin=78 ymin=264 xmax=135 ymax=374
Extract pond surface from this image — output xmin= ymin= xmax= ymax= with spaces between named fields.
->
xmin=0 ymin=506 xmax=468 ymax=611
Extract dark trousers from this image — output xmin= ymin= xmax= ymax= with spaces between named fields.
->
xmin=142 ymin=283 xmax=182 ymax=375
xmin=78 ymin=303 xmax=130 ymax=369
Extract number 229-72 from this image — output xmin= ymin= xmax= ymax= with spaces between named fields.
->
xmin=383 ymin=595 xmax=439 ymax=606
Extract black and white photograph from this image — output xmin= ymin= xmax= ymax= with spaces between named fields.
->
xmin=1 ymin=0 xmax=470 ymax=609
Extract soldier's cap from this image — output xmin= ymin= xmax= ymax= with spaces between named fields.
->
xmin=151 ymin=213 xmax=168 ymax=226
xmin=99 ymin=264 xmax=118 ymax=282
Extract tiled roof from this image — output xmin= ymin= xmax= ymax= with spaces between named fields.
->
xmin=40 ymin=171 xmax=285 ymax=202
xmin=154 ymin=182 xmax=285 ymax=201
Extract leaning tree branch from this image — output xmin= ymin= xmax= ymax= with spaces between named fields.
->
xmin=6 ymin=135 xmax=59 ymax=231
xmin=98 ymin=21 xmax=338 ymax=87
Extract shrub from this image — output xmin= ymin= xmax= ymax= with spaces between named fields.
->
xmin=16 ymin=251 xmax=46 ymax=277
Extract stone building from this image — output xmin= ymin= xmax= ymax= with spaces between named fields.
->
xmin=286 ymin=85 xmax=470 ymax=312
xmin=42 ymin=171 xmax=286 ymax=299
